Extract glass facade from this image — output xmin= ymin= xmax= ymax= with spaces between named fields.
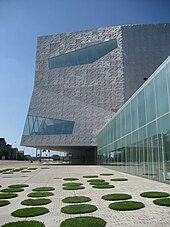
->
xmin=23 ymin=115 xmax=75 ymax=135
xmin=97 ymin=56 xmax=170 ymax=183
xmin=48 ymin=39 xmax=117 ymax=69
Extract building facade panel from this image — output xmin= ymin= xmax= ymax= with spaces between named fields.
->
xmin=97 ymin=56 xmax=170 ymax=183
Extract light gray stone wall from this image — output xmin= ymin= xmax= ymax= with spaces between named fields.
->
xmin=21 ymin=26 xmax=124 ymax=148
xmin=122 ymin=23 xmax=170 ymax=100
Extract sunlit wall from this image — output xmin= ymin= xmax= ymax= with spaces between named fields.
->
xmin=97 ymin=56 xmax=170 ymax=183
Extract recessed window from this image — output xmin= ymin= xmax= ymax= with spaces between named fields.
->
xmin=48 ymin=39 xmax=118 ymax=69
xmin=23 ymin=115 xmax=75 ymax=135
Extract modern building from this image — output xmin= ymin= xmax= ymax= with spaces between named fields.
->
xmin=21 ymin=23 xmax=170 ymax=165
xmin=0 ymin=138 xmax=18 ymax=160
xmin=97 ymin=56 xmax=170 ymax=183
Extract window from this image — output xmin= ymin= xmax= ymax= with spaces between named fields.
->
xmin=48 ymin=39 xmax=118 ymax=69
xmin=23 ymin=115 xmax=75 ymax=135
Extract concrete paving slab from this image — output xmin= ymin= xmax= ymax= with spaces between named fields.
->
xmin=0 ymin=161 xmax=170 ymax=227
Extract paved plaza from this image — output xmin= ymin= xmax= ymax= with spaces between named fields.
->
xmin=0 ymin=161 xmax=170 ymax=227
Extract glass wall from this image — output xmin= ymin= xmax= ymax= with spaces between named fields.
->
xmin=97 ymin=56 xmax=170 ymax=183
xmin=23 ymin=115 xmax=75 ymax=135
xmin=48 ymin=39 xmax=117 ymax=69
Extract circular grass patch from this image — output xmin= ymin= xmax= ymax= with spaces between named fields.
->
xmin=63 ymin=178 xmax=79 ymax=181
xmin=63 ymin=183 xmax=83 ymax=187
xmin=8 ymin=184 xmax=29 ymax=188
xmin=102 ymin=193 xmax=132 ymax=201
xmin=87 ymin=179 xmax=105 ymax=183
xmin=90 ymin=181 xmax=109 ymax=185
xmin=32 ymin=187 xmax=55 ymax=191
xmin=21 ymin=198 xmax=52 ymax=206
xmin=61 ymin=204 xmax=97 ymax=214
xmin=1 ymin=221 xmax=45 ymax=227
xmin=83 ymin=175 xmax=98 ymax=178
xmin=0 ymin=193 xmax=18 ymax=199
xmin=100 ymin=174 xmax=113 ymax=176
xmin=63 ymin=186 xmax=85 ymax=190
xmin=92 ymin=184 xmax=114 ymax=189
xmin=60 ymin=216 xmax=106 ymax=227
xmin=109 ymin=201 xmax=145 ymax=211
xmin=11 ymin=207 xmax=49 ymax=217
xmin=140 ymin=191 xmax=169 ymax=198
xmin=21 ymin=171 xmax=31 ymax=173
xmin=0 ymin=200 xmax=10 ymax=207
xmin=111 ymin=178 xmax=128 ymax=181
xmin=27 ymin=192 xmax=54 ymax=197
xmin=153 ymin=198 xmax=170 ymax=207
xmin=1 ymin=188 xmax=24 ymax=193
xmin=62 ymin=196 xmax=91 ymax=203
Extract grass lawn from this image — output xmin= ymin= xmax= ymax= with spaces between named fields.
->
xmin=11 ymin=207 xmax=49 ymax=217
xmin=32 ymin=187 xmax=55 ymax=191
xmin=60 ymin=216 xmax=106 ymax=227
xmin=140 ymin=191 xmax=169 ymax=198
xmin=21 ymin=198 xmax=52 ymax=206
xmin=0 ymin=200 xmax=10 ymax=207
xmin=0 ymin=193 xmax=18 ymax=199
xmin=27 ymin=192 xmax=54 ymax=197
xmin=102 ymin=193 xmax=132 ymax=201
xmin=1 ymin=221 xmax=45 ymax=227
xmin=153 ymin=198 xmax=170 ymax=206
xmin=109 ymin=201 xmax=145 ymax=211
xmin=62 ymin=196 xmax=91 ymax=203
xmin=61 ymin=204 xmax=97 ymax=214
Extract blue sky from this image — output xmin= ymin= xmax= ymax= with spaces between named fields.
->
xmin=0 ymin=0 xmax=170 ymax=156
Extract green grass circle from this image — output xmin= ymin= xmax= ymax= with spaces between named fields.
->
xmin=63 ymin=186 xmax=85 ymax=190
xmin=92 ymin=184 xmax=114 ymax=189
xmin=60 ymin=216 xmax=106 ymax=227
xmin=62 ymin=183 xmax=83 ymax=187
xmin=0 ymin=200 xmax=10 ymax=207
xmin=1 ymin=221 xmax=45 ymax=227
xmin=100 ymin=174 xmax=113 ymax=176
xmin=32 ymin=187 xmax=55 ymax=191
xmin=61 ymin=204 xmax=97 ymax=214
xmin=0 ymin=193 xmax=18 ymax=199
xmin=102 ymin=193 xmax=132 ymax=201
xmin=140 ymin=191 xmax=169 ymax=198
xmin=8 ymin=184 xmax=29 ymax=188
xmin=109 ymin=201 xmax=145 ymax=211
xmin=153 ymin=198 xmax=170 ymax=206
xmin=62 ymin=196 xmax=91 ymax=203
xmin=83 ymin=175 xmax=98 ymax=178
xmin=87 ymin=179 xmax=105 ymax=183
xmin=90 ymin=181 xmax=109 ymax=185
xmin=110 ymin=178 xmax=128 ymax=181
xmin=1 ymin=188 xmax=24 ymax=193
xmin=63 ymin=178 xmax=79 ymax=181
xmin=27 ymin=192 xmax=54 ymax=197
xmin=11 ymin=207 xmax=49 ymax=217
xmin=21 ymin=198 xmax=52 ymax=206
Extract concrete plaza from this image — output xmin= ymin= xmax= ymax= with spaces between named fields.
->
xmin=0 ymin=161 xmax=170 ymax=227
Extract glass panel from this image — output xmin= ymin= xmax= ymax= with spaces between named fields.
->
xmin=23 ymin=115 xmax=75 ymax=135
xmin=49 ymin=39 xmax=118 ymax=69
xmin=145 ymin=80 xmax=156 ymax=122
xmin=155 ymin=67 xmax=169 ymax=117
xmin=137 ymin=90 xmax=146 ymax=127
xmin=125 ymin=104 xmax=131 ymax=134
xmin=131 ymin=97 xmax=138 ymax=130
